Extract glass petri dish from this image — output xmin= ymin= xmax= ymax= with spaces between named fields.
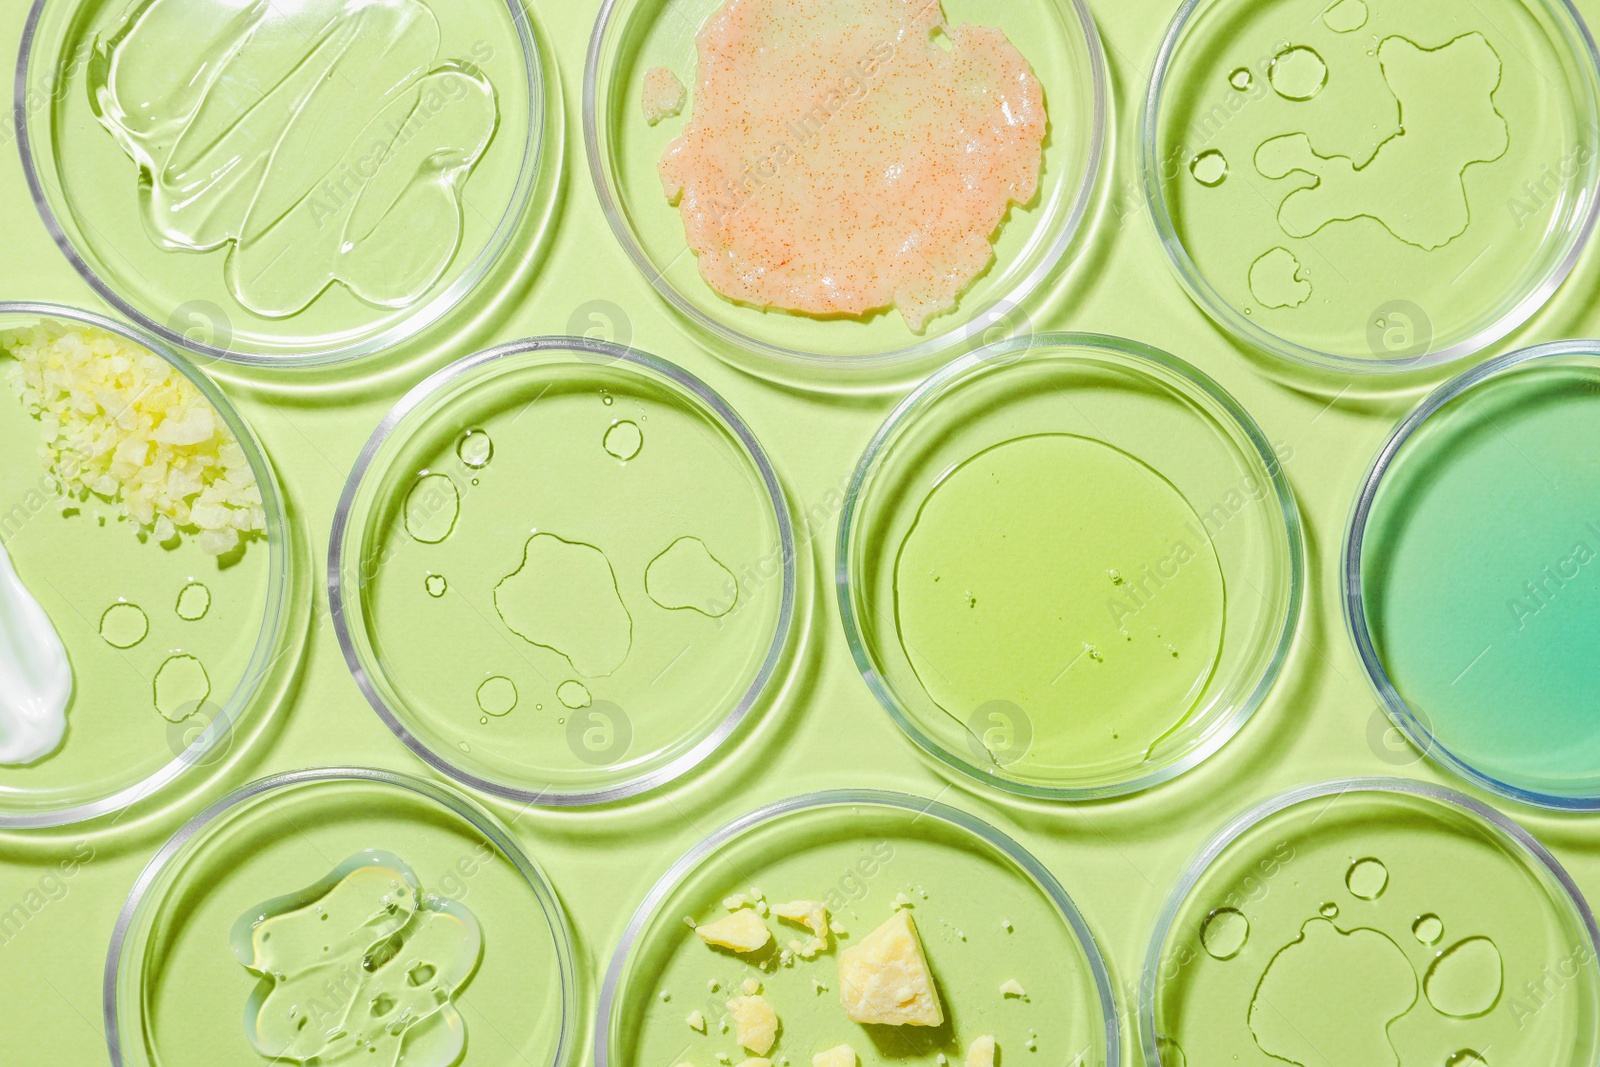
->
xmin=583 ymin=0 xmax=1106 ymax=379
xmin=1346 ymin=342 xmax=1600 ymax=808
xmin=1142 ymin=778 xmax=1600 ymax=1066
xmin=0 ymin=302 xmax=289 ymax=828
xmin=18 ymin=0 xmax=551 ymax=367
xmin=105 ymin=767 xmax=578 ymax=1067
xmin=1143 ymin=0 xmax=1600 ymax=374
xmin=599 ymin=789 xmax=1120 ymax=1067
xmin=330 ymin=337 xmax=796 ymax=806
xmin=839 ymin=334 xmax=1303 ymax=800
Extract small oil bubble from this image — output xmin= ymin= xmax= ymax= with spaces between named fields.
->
xmin=476 ymin=676 xmax=518 ymax=717
xmin=1229 ymin=67 xmax=1254 ymax=91
xmin=1346 ymin=857 xmax=1389 ymax=900
xmin=1190 ymin=149 xmax=1229 ymax=187
xmin=1201 ymin=907 xmax=1249 ymax=960
xmin=101 ymin=601 xmax=149 ymax=648
xmin=1107 ymin=568 xmax=1124 ymax=585
xmin=425 ymin=574 xmax=448 ymax=598
xmin=175 ymin=581 xmax=211 ymax=621
xmin=1446 ymin=1052 xmax=1488 ymax=1067
xmin=1414 ymin=914 xmax=1444 ymax=944
xmin=404 ymin=472 xmax=460 ymax=544
xmin=456 ymin=429 xmax=493 ymax=470
xmin=604 ymin=420 xmax=644 ymax=461
xmin=154 ymin=653 xmax=210 ymax=722
xmin=1269 ymin=45 xmax=1329 ymax=101
xmin=557 ymin=680 xmax=592 ymax=709
xmin=1320 ymin=903 xmax=1339 ymax=919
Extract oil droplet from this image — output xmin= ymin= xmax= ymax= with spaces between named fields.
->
xmin=1249 ymin=247 xmax=1311 ymax=309
xmin=1345 ymin=857 xmax=1388 ymax=900
xmin=1190 ymin=149 xmax=1228 ymax=187
xmin=604 ymin=420 xmax=644 ymax=461
xmin=1322 ymin=0 xmax=1369 ymax=33
xmin=476 ymin=676 xmax=517 ymax=717
xmin=557 ymin=680 xmax=592 ymax=709
xmin=425 ymin=574 xmax=448 ymax=598
xmin=646 ymin=536 xmax=738 ymax=617
xmin=175 ymin=582 xmax=211 ymax=621
xmin=1446 ymin=1052 xmax=1488 ymax=1067
xmin=1425 ymin=937 xmax=1504 ymax=1018
xmin=154 ymin=654 xmax=210 ymax=722
xmin=1413 ymin=914 xmax=1443 ymax=944
xmin=1201 ymin=907 xmax=1249 ymax=960
xmin=1229 ymin=67 xmax=1253 ymax=91
xmin=457 ymin=429 xmax=493 ymax=470
xmin=1107 ymin=569 xmax=1124 ymax=585
xmin=101 ymin=601 xmax=149 ymax=648
xmin=404 ymin=473 xmax=460 ymax=544
xmin=458 ymin=741 xmax=471 ymax=753
xmin=1320 ymin=903 xmax=1339 ymax=919
xmin=601 ymin=391 xmax=614 ymax=406
xmin=1268 ymin=46 xmax=1328 ymax=101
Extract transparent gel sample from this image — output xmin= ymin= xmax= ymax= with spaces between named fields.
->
xmin=607 ymin=796 xmax=1114 ymax=1067
xmin=336 ymin=346 xmax=791 ymax=801
xmin=1151 ymin=0 xmax=1600 ymax=367
xmin=1150 ymin=786 xmax=1600 ymax=1066
xmin=1358 ymin=358 xmax=1600 ymax=799
xmin=233 ymin=850 xmax=482 ymax=1066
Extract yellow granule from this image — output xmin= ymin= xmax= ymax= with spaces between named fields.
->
xmin=3 ymin=320 xmax=265 ymax=556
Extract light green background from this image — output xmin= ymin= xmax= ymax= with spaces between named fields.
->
xmin=2 ymin=0 xmax=1600 ymax=1063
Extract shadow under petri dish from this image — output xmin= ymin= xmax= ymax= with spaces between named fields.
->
xmin=894 ymin=433 xmax=1225 ymax=778
xmin=1151 ymin=785 xmax=1600 ymax=1066
xmin=1359 ymin=363 xmax=1600 ymax=798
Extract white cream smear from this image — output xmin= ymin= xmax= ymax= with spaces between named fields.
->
xmin=0 ymin=540 xmax=73 ymax=765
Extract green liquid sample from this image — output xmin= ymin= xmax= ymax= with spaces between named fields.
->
xmin=232 ymin=850 xmax=482 ymax=1066
xmin=1155 ymin=789 xmax=1600 ymax=1065
xmin=894 ymin=434 xmax=1225 ymax=776
xmin=1361 ymin=363 xmax=1600 ymax=797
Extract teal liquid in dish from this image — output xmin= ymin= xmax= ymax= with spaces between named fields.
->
xmin=1361 ymin=362 xmax=1600 ymax=797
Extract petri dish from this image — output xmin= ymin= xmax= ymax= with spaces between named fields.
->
xmin=1143 ymin=0 xmax=1600 ymax=373
xmin=0 ymin=302 xmax=289 ymax=828
xmin=1346 ymin=342 xmax=1600 ymax=808
xmin=1143 ymin=778 xmax=1600 ymax=1066
xmin=330 ymin=337 xmax=796 ymax=806
xmin=838 ymin=334 xmax=1303 ymax=800
xmin=584 ymin=0 xmax=1106 ymax=380
xmin=105 ymin=767 xmax=578 ymax=1067
xmin=18 ymin=0 xmax=553 ymax=367
xmin=599 ymin=789 xmax=1120 ymax=1067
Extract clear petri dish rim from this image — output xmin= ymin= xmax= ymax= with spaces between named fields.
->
xmin=596 ymin=787 xmax=1123 ymax=1067
xmin=836 ymin=332 xmax=1306 ymax=801
xmin=581 ymin=0 xmax=1109 ymax=378
xmin=14 ymin=0 xmax=550 ymax=369
xmin=327 ymin=335 xmax=798 ymax=808
xmin=1139 ymin=0 xmax=1600 ymax=376
xmin=102 ymin=765 xmax=580 ymax=1067
xmin=0 ymin=300 xmax=291 ymax=829
xmin=1343 ymin=339 xmax=1600 ymax=810
xmin=1137 ymin=776 xmax=1600 ymax=1066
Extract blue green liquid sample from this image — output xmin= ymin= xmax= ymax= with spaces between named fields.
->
xmin=1361 ymin=363 xmax=1600 ymax=797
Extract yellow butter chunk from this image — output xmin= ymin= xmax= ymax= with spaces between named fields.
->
xmin=686 ymin=1009 xmax=707 ymax=1032
xmin=728 ymin=993 xmax=779 ymax=1054
xmin=696 ymin=909 xmax=772 ymax=953
xmin=774 ymin=900 xmax=830 ymax=957
xmin=966 ymin=1037 xmax=996 ymax=1067
xmin=1000 ymin=979 xmax=1027 ymax=998
xmin=813 ymin=1044 xmax=857 ymax=1067
xmin=836 ymin=910 xmax=944 ymax=1026
xmin=2 ymin=320 xmax=264 ymax=555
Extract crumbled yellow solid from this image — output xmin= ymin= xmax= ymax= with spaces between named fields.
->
xmin=836 ymin=910 xmax=944 ymax=1026
xmin=1000 ymin=979 xmax=1027 ymax=998
xmin=966 ymin=1036 xmax=997 ymax=1067
xmin=2 ymin=320 xmax=264 ymax=555
xmin=813 ymin=1044 xmax=857 ymax=1067
xmin=774 ymin=900 xmax=829 ymax=956
xmin=727 ymin=994 xmax=779 ymax=1054
xmin=695 ymin=909 xmax=772 ymax=953
xmin=686 ymin=1009 xmax=706 ymax=1032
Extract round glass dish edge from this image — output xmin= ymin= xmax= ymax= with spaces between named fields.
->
xmin=0 ymin=300 xmax=292 ymax=829
xmin=595 ymin=787 xmax=1123 ymax=1067
xmin=14 ymin=0 xmax=550 ymax=369
xmin=580 ymin=0 xmax=1109 ymax=376
xmin=1342 ymin=339 xmax=1600 ymax=810
xmin=1138 ymin=0 xmax=1600 ymax=376
xmin=101 ymin=764 xmax=581 ymax=1067
xmin=1135 ymin=775 xmax=1600 ymax=1067
xmin=835 ymin=331 xmax=1307 ymax=801
xmin=327 ymin=335 xmax=799 ymax=807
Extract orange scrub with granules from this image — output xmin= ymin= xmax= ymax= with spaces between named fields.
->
xmin=659 ymin=0 xmax=1047 ymax=333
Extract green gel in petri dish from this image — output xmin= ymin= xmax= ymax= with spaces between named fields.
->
xmin=1145 ymin=780 xmax=1600 ymax=1066
xmin=1350 ymin=344 xmax=1600 ymax=805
